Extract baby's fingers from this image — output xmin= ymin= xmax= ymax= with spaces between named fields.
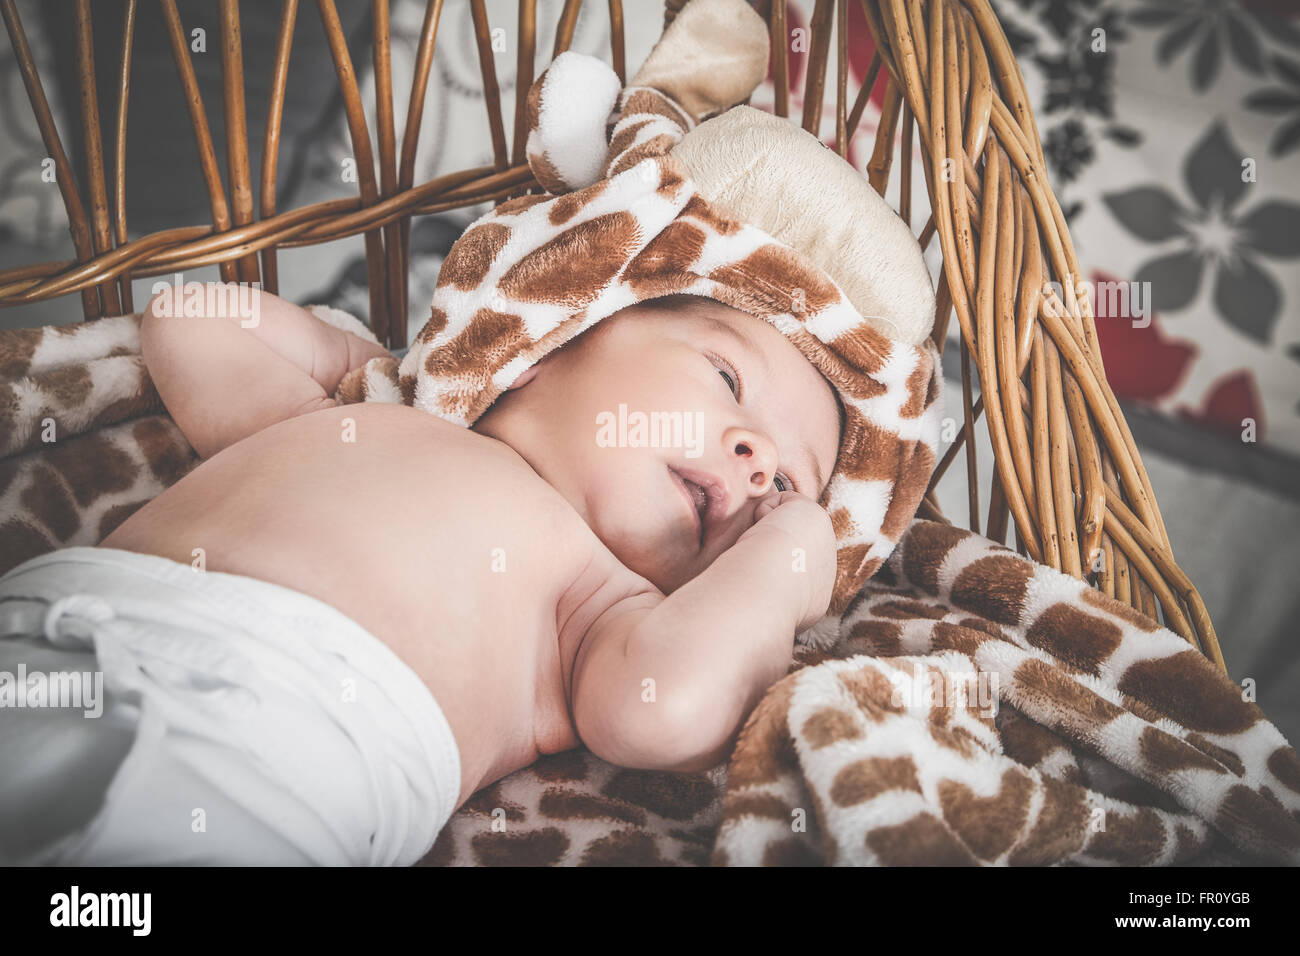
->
xmin=756 ymin=490 xmax=815 ymax=525
xmin=754 ymin=490 xmax=798 ymax=520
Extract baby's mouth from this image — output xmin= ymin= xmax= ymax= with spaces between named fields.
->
xmin=668 ymin=467 xmax=707 ymax=548
xmin=669 ymin=466 xmax=728 ymax=550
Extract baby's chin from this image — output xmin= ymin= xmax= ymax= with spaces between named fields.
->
xmin=549 ymin=453 xmax=714 ymax=590
xmin=589 ymin=505 xmax=701 ymax=593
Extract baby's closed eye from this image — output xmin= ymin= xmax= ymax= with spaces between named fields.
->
xmin=704 ymin=351 xmax=796 ymax=494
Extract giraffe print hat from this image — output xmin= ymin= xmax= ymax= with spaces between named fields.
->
xmin=343 ymin=0 xmax=944 ymax=620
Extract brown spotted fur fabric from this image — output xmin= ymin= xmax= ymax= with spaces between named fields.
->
xmin=0 ymin=314 xmax=196 ymax=563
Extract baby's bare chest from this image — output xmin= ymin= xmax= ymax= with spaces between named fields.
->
xmin=103 ymin=404 xmax=597 ymax=781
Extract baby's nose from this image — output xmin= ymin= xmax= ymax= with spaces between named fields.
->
xmin=723 ymin=426 xmax=778 ymax=495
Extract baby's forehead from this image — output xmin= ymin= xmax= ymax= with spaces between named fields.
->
xmin=653 ymin=293 xmax=746 ymax=324
xmin=644 ymin=294 xmax=767 ymax=346
xmin=644 ymin=290 xmax=831 ymax=364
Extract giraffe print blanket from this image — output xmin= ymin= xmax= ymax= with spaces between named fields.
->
xmin=1 ymin=326 xmax=1297 ymax=865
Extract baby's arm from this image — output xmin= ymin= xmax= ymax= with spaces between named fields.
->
xmin=141 ymin=282 xmax=390 ymax=458
xmin=572 ymin=493 xmax=836 ymax=773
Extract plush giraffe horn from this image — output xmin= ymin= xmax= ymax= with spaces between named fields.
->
xmin=522 ymin=53 xmax=622 ymax=194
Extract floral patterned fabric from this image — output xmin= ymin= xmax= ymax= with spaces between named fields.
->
xmin=973 ymin=1 xmax=1300 ymax=456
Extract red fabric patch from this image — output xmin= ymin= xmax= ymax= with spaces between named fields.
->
xmin=1090 ymin=269 xmax=1266 ymax=442
xmin=1176 ymin=369 xmax=1267 ymax=442
xmin=1090 ymin=269 xmax=1197 ymax=402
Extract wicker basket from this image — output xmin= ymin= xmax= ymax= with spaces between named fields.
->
xmin=0 ymin=0 xmax=1225 ymax=673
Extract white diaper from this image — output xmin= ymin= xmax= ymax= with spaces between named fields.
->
xmin=0 ymin=546 xmax=461 ymax=866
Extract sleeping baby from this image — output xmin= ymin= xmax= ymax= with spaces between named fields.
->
xmin=0 ymin=0 xmax=943 ymax=865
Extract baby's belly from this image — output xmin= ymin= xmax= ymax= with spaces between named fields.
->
xmin=100 ymin=402 xmax=586 ymax=809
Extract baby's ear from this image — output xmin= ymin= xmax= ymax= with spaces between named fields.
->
xmin=506 ymin=364 xmax=540 ymax=391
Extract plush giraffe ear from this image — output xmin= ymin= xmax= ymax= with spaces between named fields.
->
xmin=523 ymin=52 xmax=623 ymax=194
xmin=628 ymin=0 xmax=769 ymax=123
xmin=597 ymin=0 xmax=769 ymax=181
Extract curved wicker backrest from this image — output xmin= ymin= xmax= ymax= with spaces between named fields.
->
xmin=0 ymin=0 xmax=1224 ymax=672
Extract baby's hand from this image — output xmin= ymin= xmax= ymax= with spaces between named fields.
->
xmin=737 ymin=491 xmax=836 ymax=633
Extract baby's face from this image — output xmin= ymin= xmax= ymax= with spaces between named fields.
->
xmin=472 ymin=295 xmax=843 ymax=593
